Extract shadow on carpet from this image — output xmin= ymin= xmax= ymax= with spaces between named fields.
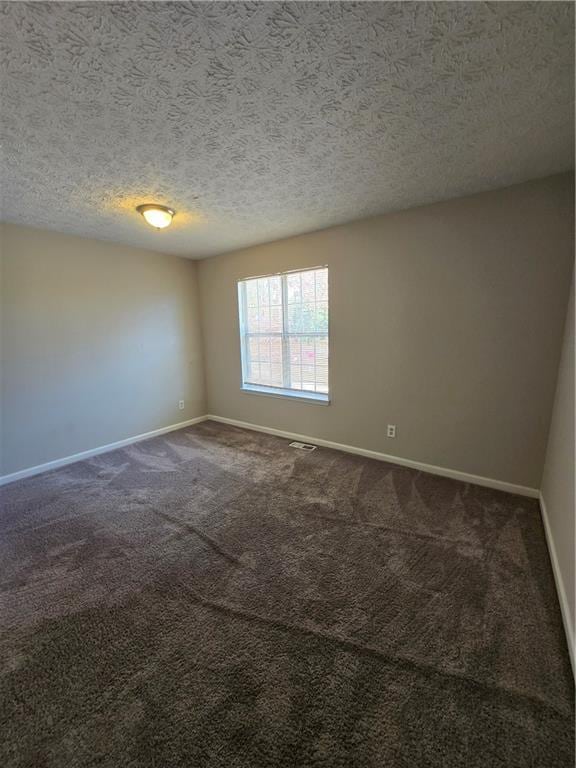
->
xmin=1 ymin=421 xmax=574 ymax=767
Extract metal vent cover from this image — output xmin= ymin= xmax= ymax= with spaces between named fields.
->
xmin=289 ymin=441 xmax=317 ymax=451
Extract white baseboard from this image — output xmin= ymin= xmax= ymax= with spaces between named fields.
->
xmin=205 ymin=414 xmax=539 ymax=498
xmin=1 ymin=412 xmax=540 ymax=500
xmin=3 ymin=411 xmax=568 ymax=675
xmin=539 ymin=492 xmax=575 ymax=674
xmin=0 ymin=416 xmax=208 ymax=486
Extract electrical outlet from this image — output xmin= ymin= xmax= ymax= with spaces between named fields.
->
xmin=178 ymin=400 xmax=185 ymax=410
xmin=387 ymin=424 xmax=396 ymax=438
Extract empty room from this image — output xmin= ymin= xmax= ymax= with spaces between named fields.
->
xmin=0 ymin=2 xmax=574 ymax=766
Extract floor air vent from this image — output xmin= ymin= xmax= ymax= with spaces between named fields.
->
xmin=289 ymin=441 xmax=317 ymax=451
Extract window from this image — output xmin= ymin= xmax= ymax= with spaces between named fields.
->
xmin=238 ymin=267 xmax=329 ymax=402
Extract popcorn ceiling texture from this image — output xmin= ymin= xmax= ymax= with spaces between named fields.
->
xmin=0 ymin=1 xmax=574 ymax=258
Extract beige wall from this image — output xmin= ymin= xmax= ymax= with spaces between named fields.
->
xmin=198 ymin=174 xmax=574 ymax=489
xmin=2 ymin=175 xmax=573 ymax=487
xmin=0 ymin=224 xmax=205 ymax=476
xmin=541 ymin=270 xmax=575 ymax=664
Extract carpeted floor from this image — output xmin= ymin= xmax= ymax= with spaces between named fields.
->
xmin=0 ymin=420 xmax=573 ymax=767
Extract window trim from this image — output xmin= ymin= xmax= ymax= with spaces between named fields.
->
xmin=237 ymin=266 xmax=330 ymax=403
xmin=241 ymin=383 xmax=330 ymax=404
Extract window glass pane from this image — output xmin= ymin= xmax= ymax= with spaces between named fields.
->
xmin=287 ymin=273 xmax=301 ymax=304
xmin=301 ymin=337 xmax=314 ymax=366
xmin=315 ymin=269 xmax=328 ymax=301
xmin=270 ymin=304 xmax=282 ymax=332
xmin=239 ymin=268 xmax=329 ymax=397
xmin=287 ymin=304 xmax=301 ymax=333
xmin=290 ymin=370 xmax=302 ymax=390
xmin=301 ymin=270 xmax=315 ymax=302
xmin=289 ymin=336 xmax=301 ymax=390
xmin=247 ymin=306 xmax=259 ymax=332
xmin=301 ymin=303 xmax=315 ymax=333
xmin=315 ymin=301 xmax=328 ymax=332
xmin=301 ymin=365 xmax=315 ymax=391
xmin=289 ymin=336 xmax=301 ymax=363
xmin=269 ymin=333 xmax=283 ymax=387
xmin=270 ymin=364 xmax=283 ymax=387
xmin=257 ymin=277 xmax=270 ymax=306
xmin=258 ymin=338 xmax=270 ymax=364
xmin=259 ymin=362 xmax=271 ymax=384
xmin=248 ymin=337 xmax=259 ymax=359
xmin=270 ymin=336 xmax=283 ymax=366
xmin=246 ymin=279 xmax=258 ymax=307
xmin=257 ymin=307 xmax=273 ymax=334
xmin=287 ymin=300 xmax=329 ymax=334
xmin=269 ymin=276 xmax=282 ymax=305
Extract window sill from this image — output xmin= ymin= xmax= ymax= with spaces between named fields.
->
xmin=241 ymin=384 xmax=330 ymax=405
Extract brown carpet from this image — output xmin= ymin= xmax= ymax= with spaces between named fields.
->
xmin=0 ymin=420 xmax=573 ymax=767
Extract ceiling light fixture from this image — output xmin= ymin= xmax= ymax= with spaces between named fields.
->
xmin=136 ymin=203 xmax=175 ymax=230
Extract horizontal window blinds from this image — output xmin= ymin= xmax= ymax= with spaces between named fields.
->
xmin=238 ymin=267 xmax=329 ymax=396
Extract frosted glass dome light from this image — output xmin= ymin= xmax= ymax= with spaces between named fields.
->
xmin=136 ymin=204 xmax=175 ymax=229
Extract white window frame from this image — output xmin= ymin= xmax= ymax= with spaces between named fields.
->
xmin=237 ymin=266 xmax=330 ymax=404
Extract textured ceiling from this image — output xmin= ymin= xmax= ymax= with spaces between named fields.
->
xmin=0 ymin=2 xmax=574 ymax=258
